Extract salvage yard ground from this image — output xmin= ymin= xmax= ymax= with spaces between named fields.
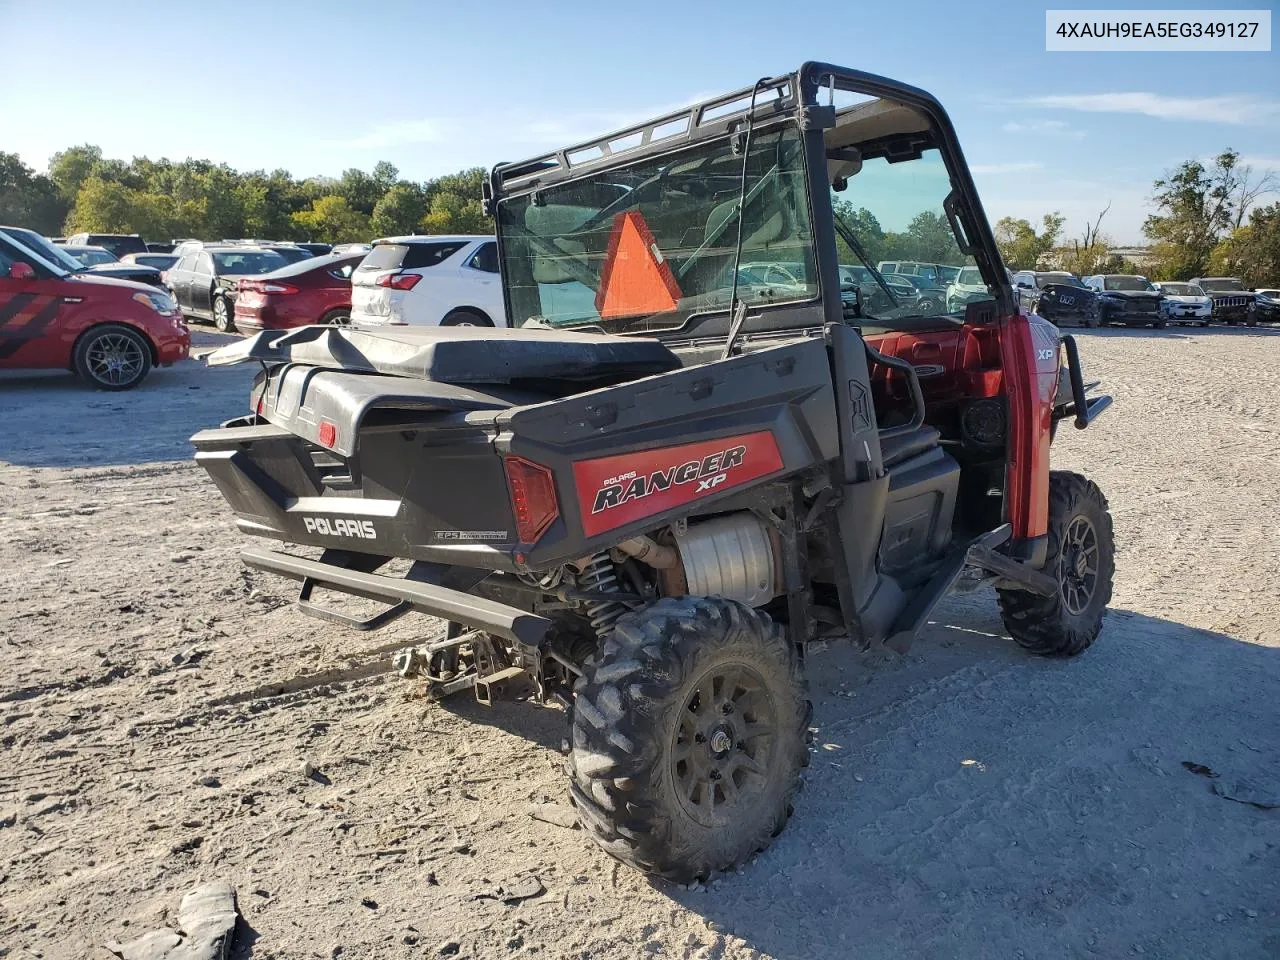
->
xmin=1 ymin=328 xmax=1278 ymax=959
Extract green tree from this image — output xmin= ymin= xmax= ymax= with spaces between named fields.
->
xmin=371 ymin=161 xmax=399 ymax=194
xmin=416 ymin=167 xmax=489 ymax=234
xmin=64 ymin=176 xmax=176 ymax=238
xmin=337 ymin=167 xmax=385 ymax=215
xmin=47 ymin=144 xmax=103 ymax=201
xmin=902 ymin=211 xmax=963 ymax=264
xmin=994 ymin=213 xmax=1065 ymax=270
xmin=370 ymin=182 xmax=428 ymax=238
xmin=291 ymin=195 xmax=371 ymax=244
xmin=0 ymin=151 xmax=68 ymax=233
xmin=65 ymin=176 xmax=138 ymax=233
xmin=1211 ymin=202 xmax=1280 ymax=286
xmin=1143 ymin=150 xmax=1243 ymax=280
xmin=831 ymin=201 xmax=885 ymax=265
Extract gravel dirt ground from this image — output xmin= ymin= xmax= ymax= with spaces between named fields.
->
xmin=1 ymin=327 xmax=1278 ymax=960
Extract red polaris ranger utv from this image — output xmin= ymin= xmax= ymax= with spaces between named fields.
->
xmin=193 ymin=63 xmax=1114 ymax=881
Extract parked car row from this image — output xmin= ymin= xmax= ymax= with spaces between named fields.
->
xmin=1010 ymin=268 xmax=1275 ymax=328
xmin=5 ymin=213 xmax=1277 ymax=396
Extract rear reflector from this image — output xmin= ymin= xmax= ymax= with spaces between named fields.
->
xmin=317 ymin=421 xmax=337 ymax=449
xmin=375 ymin=272 xmax=421 ymax=290
xmin=504 ymin=457 xmax=559 ymax=544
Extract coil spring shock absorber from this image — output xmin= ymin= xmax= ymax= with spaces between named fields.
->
xmin=578 ymin=552 xmax=627 ymax=638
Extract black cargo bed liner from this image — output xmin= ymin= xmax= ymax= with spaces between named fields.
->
xmin=207 ymin=325 xmax=681 ymax=385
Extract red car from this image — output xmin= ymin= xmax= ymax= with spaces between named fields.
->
xmin=233 ymin=252 xmax=364 ymax=334
xmin=0 ymin=232 xmax=189 ymax=390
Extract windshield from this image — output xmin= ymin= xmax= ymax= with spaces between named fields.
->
xmin=829 ymin=149 xmax=980 ymax=324
xmin=1160 ymin=283 xmax=1202 ymax=296
xmin=2 ymin=228 xmax=83 ymax=272
xmin=1102 ymin=276 xmax=1154 ymax=292
xmin=497 ymin=125 xmax=816 ymax=332
xmin=213 ymin=251 xmax=288 ymax=275
xmin=134 ymin=254 xmax=178 ymax=269
xmin=89 ymin=236 xmax=147 ymax=257
xmin=1200 ymin=278 xmax=1244 ymax=291
xmin=70 ymin=247 xmax=118 ymax=266
xmin=1037 ymin=273 xmax=1084 ymax=288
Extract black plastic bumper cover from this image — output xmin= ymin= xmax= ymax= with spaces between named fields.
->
xmin=241 ymin=546 xmax=551 ymax=648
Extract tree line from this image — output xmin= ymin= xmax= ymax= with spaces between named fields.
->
xmin=992 ymin=149 xmax=1278 ymax=286
xmin=3 ymin=144 xmax=1275 ymax=285
xmin=833 ymin=202 xmax=963 ymax=268
xmin=0 ymin=145 xmax=488 ymax=244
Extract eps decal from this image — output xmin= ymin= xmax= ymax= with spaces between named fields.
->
xmin=571 ymin=431 xmax=784 ymax=537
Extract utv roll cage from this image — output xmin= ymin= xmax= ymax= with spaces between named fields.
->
xmin=483 ymin=61 xmax=1018 ymax=335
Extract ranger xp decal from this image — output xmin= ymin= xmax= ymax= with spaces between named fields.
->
xmin=571 ymin=432 xmax=784 ymax=537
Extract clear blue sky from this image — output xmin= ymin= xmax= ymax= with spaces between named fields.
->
xmin=2 ymin=0 xmax=1276 ymax=242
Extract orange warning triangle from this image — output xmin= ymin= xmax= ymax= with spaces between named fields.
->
xmin=595 ymin=210 xmax=683 ymax=319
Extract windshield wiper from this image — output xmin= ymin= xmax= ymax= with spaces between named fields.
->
xmin=831 ymin=210 xmax=898 ymax=308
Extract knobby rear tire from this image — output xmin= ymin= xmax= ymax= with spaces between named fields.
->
xmin=567 ymin=596 xmax=809 ymax=882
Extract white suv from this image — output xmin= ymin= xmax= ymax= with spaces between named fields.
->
xmin=350 ymin=235 xmax=505 ymax=328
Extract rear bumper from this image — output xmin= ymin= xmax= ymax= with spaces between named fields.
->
xmin=241 ymin=546 xmax=551 ymax=647
xmin=154 ymin=328 xmax=191 ymax=364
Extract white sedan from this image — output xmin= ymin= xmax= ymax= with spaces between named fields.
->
xmin=1154 ymin=281 xmax=1213 ymax=326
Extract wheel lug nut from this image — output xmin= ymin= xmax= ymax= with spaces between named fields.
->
xmin=709 ymin=770 xmax=721 ymax=781
xmin=721 ymin=703 xmax=733 ymax=714
xmin=694 ymin=733 xmax=706 ymax=744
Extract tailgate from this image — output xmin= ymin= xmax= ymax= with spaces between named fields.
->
xmin=191 ymin=367 xmax=529 ymax=566
xmin=351 ymin=282 xmax=391 ymax=322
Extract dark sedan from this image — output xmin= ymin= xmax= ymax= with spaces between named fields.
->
xmin=1254 ymin=288 xmax=1280 ymax=323
xmin=1013 ymin=271 xmax=1099 ymax=327
xmin=59 ymin=245 xmax=167 ymax=288
xmin=165 ymin=245 xmax=289 ymax=331
xmin=1083 ymin=274 xmax=1165 ymax=328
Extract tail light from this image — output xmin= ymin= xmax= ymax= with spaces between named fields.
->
xmin=375 ymin=272 xmax=421 ymax=291
xmin=504 ymin=457 xmax=559 ymax=544
xmin=317 ymin=421 xmax=338 ymax=449
xmin=241 ymin=280 xmax=299 ymax=294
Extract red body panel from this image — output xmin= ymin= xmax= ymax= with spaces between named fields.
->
xmin=572 ymin=431 xmax=784 ymax=537
xmin=0 ymin=273 xmax=189 ymax=370
xmin=234 ymin=256 xmax=360 ymax=333
xmin=866 ymin=313 xmax=1059 ymax=542
xmin=997 ymin=313 xmax=1061 ymax=539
